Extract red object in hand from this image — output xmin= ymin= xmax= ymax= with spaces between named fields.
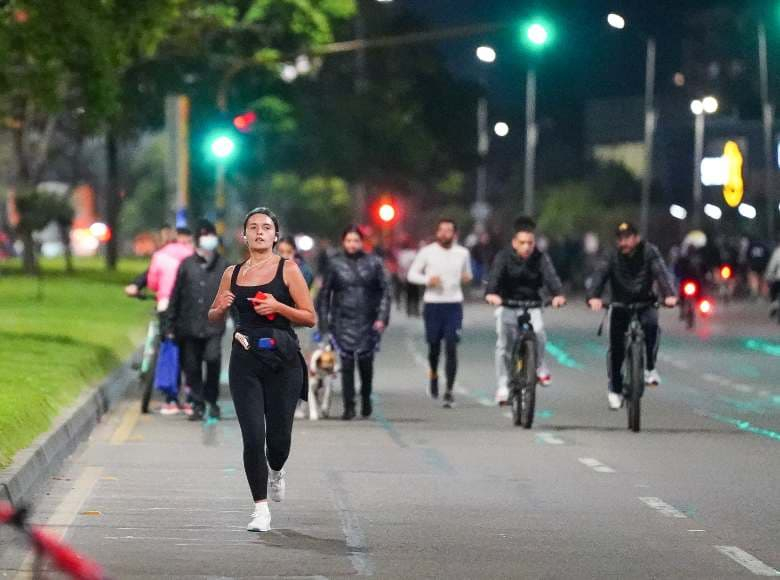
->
xmin=253 ymin=292 xmax=276 ymax=320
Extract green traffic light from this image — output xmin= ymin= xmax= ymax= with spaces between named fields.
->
xmin=527 ymin=23 xmax=549 ymax=45
xmin=210 ymin=135 xmax=235 ymax=159
xmin=521 ymin=18 xmax=554 ymax=51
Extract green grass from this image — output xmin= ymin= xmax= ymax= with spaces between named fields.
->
xmin=0 ymin=257 xmax=150 ymax=469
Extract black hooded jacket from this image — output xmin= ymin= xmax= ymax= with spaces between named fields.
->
xmin=317 ymin=251 xmax=391 ymax=354
xmin=587 ymin=241 xmax=676 ymax=303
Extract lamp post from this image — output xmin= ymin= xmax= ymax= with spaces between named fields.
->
xmin=607 ymin=13 xmax=656 ymax=238
xmin=690 ymin=96 xmax=719 ymax=228
xmin=758 ymin=23 xmax=776 ymax=240
xmin=474 ymin=45 xmax=496 ymax=228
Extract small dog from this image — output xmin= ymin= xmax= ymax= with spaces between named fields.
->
xmin=304 ymin=340 xmax=340 ymax=420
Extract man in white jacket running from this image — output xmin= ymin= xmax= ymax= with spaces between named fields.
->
xmin=407 ymin=219 xmax=472 ymax=408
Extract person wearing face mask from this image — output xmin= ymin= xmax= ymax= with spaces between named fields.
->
xmin=165 ymin=220 xmax=229 ymax=421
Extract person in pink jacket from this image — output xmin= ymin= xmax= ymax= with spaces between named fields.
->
xmin=146 ymin=227 xmax=194 ymax=415
xmin=147 ymin=228 xmax=194 ymax=313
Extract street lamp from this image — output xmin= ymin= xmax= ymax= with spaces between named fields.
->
xmin=607 ymin=12 xmax=656 ymax=239
xmin=494 ymin=122 xmax=510 ymax=137
xmin=691 ymin=96 xmax=719 ymax=228
xmin=476 ymin=45 xmax=496 ymax=63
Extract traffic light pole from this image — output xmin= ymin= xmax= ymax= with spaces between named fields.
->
xmin=215 ymin=162 xmax=226 ymax=237
xmin=523 ymin=68 xmax=537 ymax=216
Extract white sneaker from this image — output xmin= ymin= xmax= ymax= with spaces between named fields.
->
xmin=494 ymin=385 xmax=510 ymax=405
xmin=268 ymin=468 xmax=286 ymax=502
xmin=607 ymin=392 xmax=623 ymax=410
xmin=644 ymin=369 xmax=661 ymax=386
xmin=247 ymin=502 xmax=271 ymax=532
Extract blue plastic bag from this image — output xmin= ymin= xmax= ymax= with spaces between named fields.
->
xmin=154 ymin=339 xmax=179 ymax=398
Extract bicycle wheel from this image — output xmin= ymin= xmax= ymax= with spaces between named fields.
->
xmin=140 ymin=345 xmax=158 ymax=414
xmin=684 ymin=300 xmax=695 ymax=329
xmin=626 ymin=341 xmax=644 ymax=432
xmin=519 ymin=339 xmax=537 ymax=429
xmin=509 ymin=340 xmax=525 ymax=426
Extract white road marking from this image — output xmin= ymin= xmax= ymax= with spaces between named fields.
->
xmin=578 ymin=457 xmax=615 ymax=473
xmin=733 ymin=383 xmax=756 ymax=394
xmin=715 ymin=546 xmax=780 ymax=576
xmin=327 ymin=471 xmax=374 ymax=576
xmin=15 ymin=466 xmax=104 ymax=578
xmin=536 ymin=432 xmax=565 ymax=445
xmin=638 ymin=496 xmax=688 ymax=519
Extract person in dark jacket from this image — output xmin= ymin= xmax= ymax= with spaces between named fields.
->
xmin=485 ymin=216 xmax=566 ymax=404
xmin=317 ymin=225 xmax=391 ymax=420
xmin=587 ymin=222 xmax=678 ymax=410
xmin=166 ymin=220 xmax=229 ymax=421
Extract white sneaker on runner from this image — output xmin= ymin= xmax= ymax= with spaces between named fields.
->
xmin=644 ymin=369 xmax=661 ymax=386
xmin=494 ymin=385 xmax=510 ymax=405
xmin=607 ymin=392 xmax=623 ymax=410
xmin=268 ymin=468 xmax=286 ymax=502
xmin=247 ymin=502 xmax=271 ymax=532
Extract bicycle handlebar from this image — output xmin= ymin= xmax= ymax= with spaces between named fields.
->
xmin=502 ymin=299 xmax=550 ymax=309
xmin=607 ymin=301 xmax=659 ymax=310
xmin=0 ymin=501 xmax=107 ymax=580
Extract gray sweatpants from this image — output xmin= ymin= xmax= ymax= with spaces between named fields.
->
xmin=495 ymin=306 xmax=547 ymax=392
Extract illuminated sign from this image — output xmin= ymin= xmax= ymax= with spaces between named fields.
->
xmin=722 ymin=141 xmax=744 ymax=208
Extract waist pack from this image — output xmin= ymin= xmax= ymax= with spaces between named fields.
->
xmin=238 ymin=327 xmax=300 ymax=372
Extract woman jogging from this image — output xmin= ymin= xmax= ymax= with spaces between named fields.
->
xmin=208 ymin=207 xmax=315 ymax=533
xmin=317 ymin=225 xmax=391 ymax=420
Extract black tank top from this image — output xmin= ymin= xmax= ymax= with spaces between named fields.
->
xmin=231 ymin=258 xmax=294 ymax=333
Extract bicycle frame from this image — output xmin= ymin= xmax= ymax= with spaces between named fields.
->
xmin=503 ymin=300 xmax=544 ymax=428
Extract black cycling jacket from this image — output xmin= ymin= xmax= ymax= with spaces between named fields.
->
xmin=485 ymin=248 xmax=563 ymax=302
xmin=587 ymin=241 xmax=676 ymax=303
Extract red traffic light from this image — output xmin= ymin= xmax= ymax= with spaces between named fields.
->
xmin=720 ymin=265 xmax=733 ymax=280
xmin=683 ymin=281 xmax=698 ymax=297
xmin=233 ymin=111 xmax=257 ymax=133
xmin=698 ymin=298 xmax=713 ymax=316
xmin=378 ymin=203 xmax=396 ymax=224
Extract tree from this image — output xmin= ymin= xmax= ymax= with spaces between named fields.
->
xmin=0 ymin=1 xmax=182 ymax=272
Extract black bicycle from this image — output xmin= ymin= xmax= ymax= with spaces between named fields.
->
xmin=503 ymin=299 xmax=547 ymax=429
xmin=609 ymin=301 xmax=657 ymax=432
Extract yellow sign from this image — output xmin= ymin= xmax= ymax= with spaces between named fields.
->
xmin=722 ymin=140 xmax=744 ymax=207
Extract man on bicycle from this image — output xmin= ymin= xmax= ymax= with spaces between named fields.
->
xmin=485 ymin=216 xmax=566 ymax=405
xmin=587 ymin=222 xmax=677 ymax=410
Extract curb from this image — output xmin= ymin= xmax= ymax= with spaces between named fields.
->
xmin=0 ymin=348 xmax=141 ymax=507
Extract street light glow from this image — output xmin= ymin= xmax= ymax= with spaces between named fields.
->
xmin=527 ymin=23 xmax=549 ymax=46
xmin=669 ymin=204 xmax=688 ymax=220
xmin=494 ymin=122 xmax=509 ymax=137
xmin=702 ymin=96 xmax=719 ymax=114
xmin=704 ymin=203 xmax=723 ymax=220
xmin=738 ymin=203 xmax=757 ymax=219
xmin=210 ymin=135 xmax=235 ymax=159
xmin=607 ymin=13 xmax=626 ymax=29
xmin=476 ymin=45 xmax=496 ymax=63
xmin=691 ymin=99 xmax=704 ymax=115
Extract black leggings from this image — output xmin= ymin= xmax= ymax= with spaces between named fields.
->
xmin=229 ymin=346 xmax=303 ymax=502
xmin=429 ymin=339 xmax=458 ymax=392
xmin=341 ymin=353 xmax=374 ymax=408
